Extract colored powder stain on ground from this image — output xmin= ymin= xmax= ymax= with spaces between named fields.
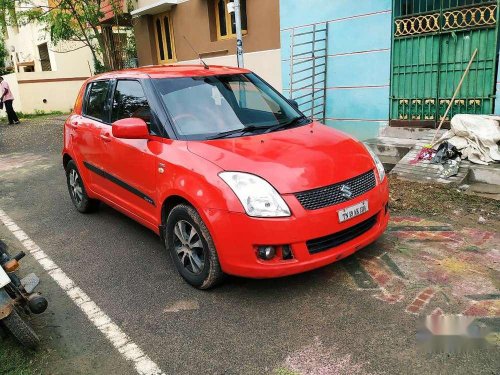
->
xmin=438 ymin=257 xmax=470 ymax=274
xmin=463 ymin=300 xmax=500 ymax=317
xmin=362 ymin=216 xmax=500 ymax=314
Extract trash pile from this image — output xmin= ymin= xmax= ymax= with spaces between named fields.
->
xmin=435 ymin=114 xmax=500 ymax=165
xmin=411 ymin=114 xmax=500 ymax=178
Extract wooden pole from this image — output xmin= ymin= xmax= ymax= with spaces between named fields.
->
xmin=430 ymin=48 xmax=478 ymax=146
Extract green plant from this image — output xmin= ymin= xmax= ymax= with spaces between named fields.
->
xmin=0 ymin=334 xmax=43 ymax=375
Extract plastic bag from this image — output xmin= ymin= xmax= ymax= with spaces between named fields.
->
xmin=431 ymin=141 xmax=461 ymax=164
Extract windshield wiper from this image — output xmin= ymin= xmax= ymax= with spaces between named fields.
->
xmin=206 ymin=125 xmax=262 ymax=140
xmin=264 ymin=115 xmax=310 ymax=134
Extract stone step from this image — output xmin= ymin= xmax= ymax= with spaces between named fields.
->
xmin=364 ymin=137 xmax=415 ymax=165
xmin=468 ymin=182 xmax=500 ymax=195
xmin=381 ymin=126 xmax=446 ymax=141
xmin=368 ymin=126 xmax=500 ymax=191
xmin=390 ymin=145 xmax=470 ymax=186
xmin=468 ymin=163 xmax=500 ymax=186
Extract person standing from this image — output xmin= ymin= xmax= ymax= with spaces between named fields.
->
xmin=0 ymin=76 xmax=19 ymax=124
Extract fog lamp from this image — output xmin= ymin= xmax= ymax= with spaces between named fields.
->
xmin=257 ymin=246 xmax=276 ymax=260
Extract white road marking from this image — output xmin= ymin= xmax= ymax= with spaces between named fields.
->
xmin=0 ymin=209 xmax=165 ymax=375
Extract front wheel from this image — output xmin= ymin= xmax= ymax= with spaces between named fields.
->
xmin=166 ymin=204 xmax=224 ymax=289
xmin=3 ymin=309 xmax=39 ymax=349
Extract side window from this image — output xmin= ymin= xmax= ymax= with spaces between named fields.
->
xmin=85 ymin=80 xmax=110 ymax=122
xmin=111 ymin=80 xmax=152 ymax=128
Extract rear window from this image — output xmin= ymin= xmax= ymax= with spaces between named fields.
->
xmin=85 ymin=80 xmax=110 ymax=122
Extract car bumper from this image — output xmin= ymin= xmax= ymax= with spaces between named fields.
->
xmin=206 ymin=178 xmax=389 ymax=278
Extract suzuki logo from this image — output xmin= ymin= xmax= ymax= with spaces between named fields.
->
xmin=340 ymin=184 xmax=352 ymax=199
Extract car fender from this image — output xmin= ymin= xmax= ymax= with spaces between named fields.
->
xmin=158 ymin=173 xmax=242 ymax=224
xmin=156 ymin=142 xmax=246 ymax=219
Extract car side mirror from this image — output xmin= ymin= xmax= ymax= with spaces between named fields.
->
xmin=289 ymin=99 xmax=299 ymax=109
xmin=112 ymin=118 xmax=149 ymax=139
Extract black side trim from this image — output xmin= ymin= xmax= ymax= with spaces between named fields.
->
xmin=83 ymin=161 xmax=155 ymax=206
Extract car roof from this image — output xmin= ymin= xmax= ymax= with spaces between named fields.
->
xmin=90 ymin=64 xmax=252 ymax=80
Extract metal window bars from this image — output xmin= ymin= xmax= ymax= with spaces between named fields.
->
xmin=288 ymin=23 xmax=328 ymax=123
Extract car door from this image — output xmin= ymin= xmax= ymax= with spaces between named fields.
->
xmin=99 ymin=79 xmax=159 ymax=225
xmin=78 ymin=80 xmax=112 ymax=195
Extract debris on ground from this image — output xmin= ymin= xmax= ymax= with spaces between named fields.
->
xmin=435 ymin=114 xmax=500 ymax=165
xmin=409 ymin=147 xmax=436 ymax=165
xmin=431 ymin=141 xmax=462 ymax=178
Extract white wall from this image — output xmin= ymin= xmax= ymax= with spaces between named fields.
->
xmin=178 ymin=49 xmax=283 ymax=92
xmin=1 ymin=73 xmax=85 ymax=114
xmin=18 ymin=79 xmax=85 ymax=113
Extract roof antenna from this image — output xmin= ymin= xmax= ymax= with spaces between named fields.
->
xmin=183 ymin=36 xmax=209 ymax=69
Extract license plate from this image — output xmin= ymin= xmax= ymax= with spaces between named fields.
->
xmin=337 ymin=200 xmax=369 ymax=223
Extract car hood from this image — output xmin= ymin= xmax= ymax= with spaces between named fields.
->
xmin=187 ymin=122 xmax=375 ymax=194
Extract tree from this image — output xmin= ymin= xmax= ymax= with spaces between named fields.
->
xmin=0 ymin=41 xmax=9 ymax=74
xmin=12 ymin=0 xmax=136 ymax=73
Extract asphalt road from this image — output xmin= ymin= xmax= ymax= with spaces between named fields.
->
xmin=0 ymin=117 xmax=498 ymax=375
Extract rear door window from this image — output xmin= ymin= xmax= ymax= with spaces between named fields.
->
xmin=84 ymin=80 xmax=111 ymax=122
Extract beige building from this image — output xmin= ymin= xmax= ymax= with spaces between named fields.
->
xmin=131 ymin=0 xmax=282 ymax=90
xmin=2 ymin=2 xmax=94 ymax=114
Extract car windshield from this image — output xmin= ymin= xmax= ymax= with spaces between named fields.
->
xmin=153 ymin=73 xmax=306 ymax=140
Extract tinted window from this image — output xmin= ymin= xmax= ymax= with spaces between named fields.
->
xmin=153 ymin=74 xmax=303 ymax=140
xmin=85 ymin=81 xmax=110 ymax=122
xmin=111 ymin=80 xmax=152 ymax=127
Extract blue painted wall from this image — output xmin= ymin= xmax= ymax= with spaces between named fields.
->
xmin=280 ymin=1 xmax=500 ymax=139
xmin=280 ymin=0 xmax=393 ymax=140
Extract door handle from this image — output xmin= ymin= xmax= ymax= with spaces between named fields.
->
xmin=100 ymin=134 xmax=111 ymax=142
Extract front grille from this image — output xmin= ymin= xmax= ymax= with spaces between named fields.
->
xmin=295 ymin=170 xmax=376 ymax=210
xmin=306 ymin=214 xmax=378 ymax=254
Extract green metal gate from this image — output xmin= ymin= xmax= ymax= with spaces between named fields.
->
xmin=390 ymin=0 xmax=499 ymax=127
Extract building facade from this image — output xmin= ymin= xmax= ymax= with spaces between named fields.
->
xmin=131 ymin=0 xmax=282 ymax=90
xmin=2 ymin=0 xmax=95 ymax=114
xmin=280 ymin=0 xmax=500 ymax=140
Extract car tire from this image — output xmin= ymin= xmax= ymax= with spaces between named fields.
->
xmin=165 ymin=204 xmax=224 ymax=289
xmin=65 ymin=160 xmax=99 ymax=213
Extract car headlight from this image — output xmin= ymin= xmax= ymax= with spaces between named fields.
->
xmin=219 ymin=172 xmax=291 ymax=217
xmin=364 ymin=144 xmax=386 ymax=182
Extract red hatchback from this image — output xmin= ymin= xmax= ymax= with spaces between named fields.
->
xmin=63 ymin=65 xmax=389 ymax=289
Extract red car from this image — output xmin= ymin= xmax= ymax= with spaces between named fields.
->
xmin=63 ymin=65 xmax=389 ymax=289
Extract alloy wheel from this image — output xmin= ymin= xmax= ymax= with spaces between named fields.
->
xmin=69 ymin=169 xmax=83 ymax=205
xmin=173 ymin=220 xmax=206 ymax=275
